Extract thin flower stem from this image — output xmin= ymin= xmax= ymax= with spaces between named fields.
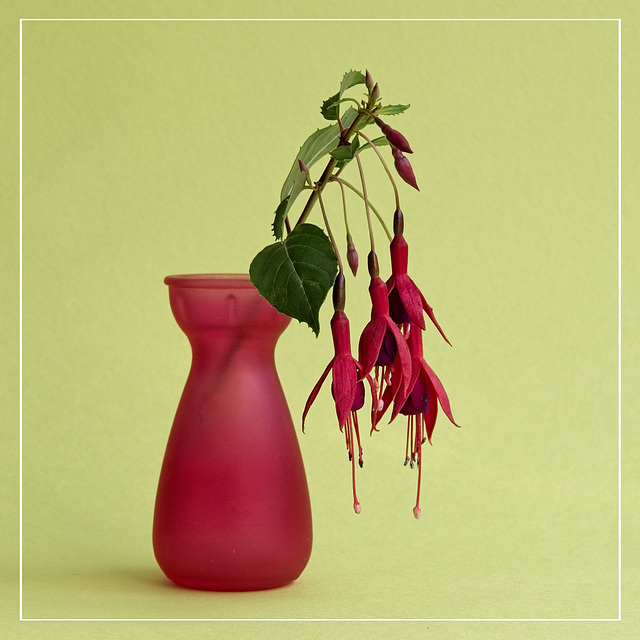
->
xmin=354 ymin=151 xmax=375 ymax=253
xmin=336 ymin=178 xmax=350 ymax=237
xmin=358 ymin=130 xmax=401 ymax=211
xmin=331 ymin=177 xmax=392 ymax=242
xmin=317 ymin=187 xmax=344 ymax=274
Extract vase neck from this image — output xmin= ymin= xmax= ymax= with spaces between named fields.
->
xmin=165 ymin=274 xmax=290 ymax=363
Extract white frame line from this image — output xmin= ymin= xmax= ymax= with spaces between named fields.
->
xmin=18 ymin=16 xmax=622 ymax=623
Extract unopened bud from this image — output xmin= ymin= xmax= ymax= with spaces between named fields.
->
xmin=413 ymin=506 xmax=422 ymax=519
xmin=346 ymin=235 xmax=359 ymax=276
xmin=353 ymin=501 xmax=362 ymax=515
xmin=371 ymin=82 xmax=380 ymax=102
xmin=367 ymin=250 xmax=379 ymax=278
xmin=332 ymin=271 xmax=346 ymax=311
xmin=393 ymin=208 xmax=404 ymax=236
xmin=365 ymin=69 xmax=374 ymax=91
xmin=392 ymin=148 xmax=419 ymax=191
xmin=378 ymin=121 xmax=413 ymax=154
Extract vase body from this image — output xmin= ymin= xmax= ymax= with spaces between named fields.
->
xmin=153 ymin=274 xmax=312 ymax=591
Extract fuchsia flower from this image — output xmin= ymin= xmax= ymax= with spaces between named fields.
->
xmin=387 ymin=210 xmax=451 ymax=345
xmin=398 ymin=324 xmax=460 ymax=518
xmin=302 ymin=277 xmax=376 ymax=514
xmin=358 ymin=256 xmax=412 ymax=424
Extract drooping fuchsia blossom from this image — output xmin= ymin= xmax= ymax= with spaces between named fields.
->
xmin=358 ymin=253 xmax=412 ymax=426
xmin=373 ymin=323 xmax=460 ymax=518
xmin=401 ymin=324 xmax=460 ymax=518
xmin=387 ymin=210 xmax=450 ymax=345
xmin=302 ymin=276 xmax=376 ymax=514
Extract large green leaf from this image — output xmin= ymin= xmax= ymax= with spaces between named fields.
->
xmin=249 ymin=223 xmax=338 ymax=336
xmin=321 ymin=70 xmax=366 ymax=121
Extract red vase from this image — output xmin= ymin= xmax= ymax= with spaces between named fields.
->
xmin=153 ymin=274 xmax=313 ymax=591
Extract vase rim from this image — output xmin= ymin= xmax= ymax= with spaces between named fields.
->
xmin=164 ymin=274 xmax=253 ymax=289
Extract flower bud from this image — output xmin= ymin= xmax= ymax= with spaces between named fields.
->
xmin=346 ymin=236 xmax=359 ymax=277
xmin=377 ymin=120 xmax=413 ymax=154
xmin=365 ymin=69 xmax=374 ymax=91
xmin=367 ymin=250 xmax=379 ymax=278
xmin=332 ymin=271 xmax=346 ymax=311
xmin=393 ymin=208 xmax=405 ymax=236
xmin=371 ymin=82 xmax=380 ymax=102
xmin=392 ymin=148 xmax=419 ymax=191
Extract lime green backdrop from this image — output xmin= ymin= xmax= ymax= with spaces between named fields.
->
xmin=3 ymin=1 xmax=638 ymax=639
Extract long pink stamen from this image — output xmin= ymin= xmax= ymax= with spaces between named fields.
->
xmin=347 ymin=414 xmax=361 ymax=514
xmin=353 ymin=411 xmax=363 ymax=468
xmin=414 ymin=415 xmax=423 ymax=519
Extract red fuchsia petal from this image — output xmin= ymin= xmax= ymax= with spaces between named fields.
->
xmin=396 ymin=275 xmax=427 ymax=330
xmin=332 ymin=355 xmax=359 ymax=428
xmin=351 ymin=380 xmax=366 ymax=412
xmin=420 ymin=359 xmax=460 ymax=428
xmin=392 ymin=148 xmax=419 ymax=190
xmin=302 ymin=359 xmax=334 ymax=432
xmin=421 ymin=292 xmax=452 ymax=346
xmin=391 ymin=356 xmax=421 ymax=422
xmin=386 ymin=317 xmax=412 ymax=398
xmin=422 ymin=375 xmax=439 ymax=444
xmin=358 ymin=316 xmax=387 ymax=376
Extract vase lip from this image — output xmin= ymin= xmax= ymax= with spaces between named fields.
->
xmin=164 ymin=273 xmax=254 ymax=289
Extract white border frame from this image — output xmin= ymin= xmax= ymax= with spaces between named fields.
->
xmin=18 ymin=16 xmax=623 ymax=623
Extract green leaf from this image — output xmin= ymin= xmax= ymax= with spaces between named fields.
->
xmin=376 ymin=103 xmax=410 ymax=116
xmin=271 ymin=196 xmax=290 ymax=240
xmin=321 ymin=91 xmax=340 ymax=120
xmin=340 ymin=70 xmax=366 ymax=97
xmin=358 ymin=135 xmax=389 ymax=152
xmin=321 ymin=71 xmax=366 ymax=121
xmin=250 ymin=224 xmax=338 ymax=336
xmin=330 ymin=136 xmax=360 ymax=167
xmin=280 ymin=107 xmax=359 ymax=203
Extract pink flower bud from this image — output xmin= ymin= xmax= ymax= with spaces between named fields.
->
xmin=378 ymin=121 xmax=413 ymax=154
xmin=392 ymin=148 xmax=419 ymax=191
xmin=347 ymin=240 xmax=359 ymax=277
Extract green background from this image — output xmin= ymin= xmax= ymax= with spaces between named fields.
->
xmin=2 ymin=1 xmax=638 ymax=638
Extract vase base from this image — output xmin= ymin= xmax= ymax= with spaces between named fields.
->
xmin=165 ymin=574 xmax=297 ymax=592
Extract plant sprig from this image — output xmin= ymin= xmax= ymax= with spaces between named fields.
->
xmin=250 ymin=69 xmax=414 ymax=335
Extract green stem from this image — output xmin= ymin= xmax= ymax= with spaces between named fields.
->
xmin=317 ymin=188 xmax=343 ymax=274
xmin=354 ymin=151 xmax=375 ymax=253
xmin=357 ymin=130 xmax=400 ymax=211
xmin=331 ymin=177 xmax=392 ymax=242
